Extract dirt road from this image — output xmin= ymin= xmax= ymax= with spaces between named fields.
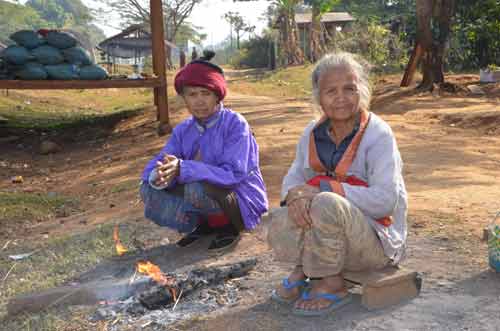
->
xmin=1 ymin=74 xmax=500 ymax=330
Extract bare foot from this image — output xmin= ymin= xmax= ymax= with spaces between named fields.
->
xmin=294 ymin=275 xmax=348 ymax=311
xmin=275 ymin=266 xmax=306 ymax=301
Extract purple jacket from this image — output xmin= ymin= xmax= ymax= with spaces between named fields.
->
xmin=141 ymin=105 xmax=268 ymax=229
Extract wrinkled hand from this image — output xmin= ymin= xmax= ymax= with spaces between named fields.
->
xmin=154 ymin=154 xmax=180 ymax=186
xmin=286 ymin=185 xmax=319 ymax=229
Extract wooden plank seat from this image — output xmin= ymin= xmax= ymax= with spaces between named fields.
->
xmin=344 ymin=266 xmax=422 ymax=310
xmin=0 ymin=78 xmax=162 ymax=90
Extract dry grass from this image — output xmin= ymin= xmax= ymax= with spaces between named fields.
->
xmin=0 ymin=71 xmax=177 ymax=130
xmin=0 ymin=223 xmax=138 ymax=330
xmin=227 ymin=65 xmax=313 ymax=100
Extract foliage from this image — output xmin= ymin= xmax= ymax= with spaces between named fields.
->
xmin=27 ymin=0 xmax=70 ymax=27
xmin=335 ymin=0 xmax=416 ymax=23
xmin=233 ymin=35 xmax=273 ymax=68
xmin=0 ymin=0 xmax=51 ymax=46
xmin=102 ymin=0 xmax=202 ymax=46
xmin=271 ymin=0 xmax=305 ymax=64
xmin=0 ymin=0 xmax=104 ymax=49
xmin=223 ymin=11 xmax=255 ymax=49
xmin=332 ymin=20 xmax=409 ymax=71
xmin=450 ymin=0 xmax=500 ymax=69
xmin=175 ymin=22 xmax=207 ymax=48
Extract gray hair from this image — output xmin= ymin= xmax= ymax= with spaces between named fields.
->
xmin=311 ymin=52 xmax=372 ymax=112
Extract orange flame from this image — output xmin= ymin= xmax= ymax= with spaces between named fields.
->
xmin=113 ymin=225 xmax=128 ymax=256
xmin=136 ymin=260 xmax=177 ymax=300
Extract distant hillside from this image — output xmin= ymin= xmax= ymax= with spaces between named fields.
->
xmin=0 ymin=0 xmax=105 ymax=48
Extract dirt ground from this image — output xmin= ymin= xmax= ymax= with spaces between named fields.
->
xmin=1 ymin=72 xmax=500 ymax=330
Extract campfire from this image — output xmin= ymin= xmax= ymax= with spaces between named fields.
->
xmin=7 ymin=225 xmax=258 ymax=329
xmin=89 ymin=225 xmax=258 ymax=328
xmin=89 ymin=258 xmax=257 ymax=329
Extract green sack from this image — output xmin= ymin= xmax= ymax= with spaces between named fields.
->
xmin=79 ymin=65 xmax=108 ymax=80
xmin=45 ymin=64 xmax=79 ymax=80
xmin=62 ymin=46 xmax=92 ymax=65
xmin=32 ymin=45 xmax=64 ymax=65
xmin=10 ymin=30 xmax=45 ymax=49
xmin=47 ymin=31 xmax=78 ymax=49
xmin=0 ymin=59 xmax=9 ymax=79
xmin=1 ymin=46 xmax=34 ymax=65
xmin=15 ymin=62 xmax=48 ymax=80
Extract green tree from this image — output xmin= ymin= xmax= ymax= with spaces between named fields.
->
xmin=304 ymin=0 xmax=340 ymax=62
xmin=223 ymin=11 xmax=255 ymax=50
xmin=451 ymin=0 xmax=500 ymax=69
xmin=273 ymin=0 xmax=305 ymax=65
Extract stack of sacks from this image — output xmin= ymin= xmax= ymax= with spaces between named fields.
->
xmin=0 ymin=30 xmax=108 ymax=80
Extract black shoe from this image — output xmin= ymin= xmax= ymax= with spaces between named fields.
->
xmin=176 ymin=222 xmax=214 ymax=248
xmin=208 ymin=225 xmax=241 ymax=252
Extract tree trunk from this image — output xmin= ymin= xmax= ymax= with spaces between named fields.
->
xmin=279 ymin=7 xmax=304 ymax=66
xmin=309 ymin=2 xmax=325 ymax=62
xmin=288 ymin=8 xmax=304 ymax=64
xmin=414 ymin=0 xmax=455 ymax=90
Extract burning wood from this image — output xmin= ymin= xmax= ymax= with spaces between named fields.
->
xmin=136 ymin=260 xmax=177 ymax=301
xmin=113 ymin=225 xmax=128 ymax=256
xmin=137 ymin=258 xmax=257 ymax=310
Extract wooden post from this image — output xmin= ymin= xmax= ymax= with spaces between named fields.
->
xmin=401 ymin=42 xmax=424 ymax=87
xmin=150 ymin=0 xmax=172 ymax=135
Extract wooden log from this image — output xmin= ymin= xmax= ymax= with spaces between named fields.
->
xmin=7 ymin=278 xmax=150 ymax=317
xmin=344 ymin=266 xmax=421 ymax=310
xmin=138 ymin=258 xmax=257 ymax=310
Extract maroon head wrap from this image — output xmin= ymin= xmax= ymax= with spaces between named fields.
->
xmin=174 ymin=60 xmax=226 ymax=101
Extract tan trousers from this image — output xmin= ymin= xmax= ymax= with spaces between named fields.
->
xmin=267 ymin=192 xmax=390 ymax=277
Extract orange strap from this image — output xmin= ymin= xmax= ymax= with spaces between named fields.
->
xmin=307 ymin=111 xmax=392 ymax=227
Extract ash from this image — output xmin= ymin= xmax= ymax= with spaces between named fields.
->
xmin=91 ymin=278 xmax=243 ymax=329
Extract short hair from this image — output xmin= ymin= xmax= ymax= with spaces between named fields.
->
xmin=311 ymin=52 xmax=372 ymax=112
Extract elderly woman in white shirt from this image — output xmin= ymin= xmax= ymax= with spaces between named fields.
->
xmin=268 ymin=52 xmax=408 ymax=316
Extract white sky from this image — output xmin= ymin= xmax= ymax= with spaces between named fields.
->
xmin=6 ymin=0 xmax=270 ymax=46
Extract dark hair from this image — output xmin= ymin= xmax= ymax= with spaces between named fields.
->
xmin=190 ymin=50 xmax=223 ymax=75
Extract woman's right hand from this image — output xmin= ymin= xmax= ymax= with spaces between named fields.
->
xmin=286 ymin=185 xmax=319 ymax=229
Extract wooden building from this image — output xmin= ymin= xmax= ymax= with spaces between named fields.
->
xmin=97 ymin=24 xmax=177 ymax=72
xmin=295 ymin=12 xmax=355 ymax=58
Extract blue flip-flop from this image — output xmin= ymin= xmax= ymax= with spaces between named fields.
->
xmin=292 ymin=291 xmax=352 ymax=316
xmin=271 ymin=278 xmax=308 ymax=304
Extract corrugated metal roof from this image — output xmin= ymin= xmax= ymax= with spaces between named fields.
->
xmin=295 ymin=12 xmax=355 ymax=24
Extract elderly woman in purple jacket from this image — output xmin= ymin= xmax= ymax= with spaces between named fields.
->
xmin=140 ymin=52 xmax=268 ymax=251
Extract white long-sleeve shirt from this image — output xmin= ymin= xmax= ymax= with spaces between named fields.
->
xmin=281 ymin=112 xmax=408 ymax=263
